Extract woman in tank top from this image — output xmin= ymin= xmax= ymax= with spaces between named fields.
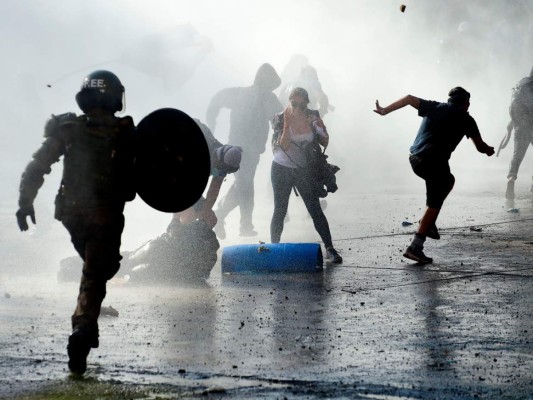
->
xmin=270 ymin=87 xmax=342 ymax=264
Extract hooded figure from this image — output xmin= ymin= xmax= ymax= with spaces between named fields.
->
xmin=206 ymin=63 xmax=282 ymax=238
xmin=207 ymin=63 xmax=282 ymax=153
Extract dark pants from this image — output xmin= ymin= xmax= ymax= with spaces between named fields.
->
xmin=216 ymin=150 xmax=261 ymax=230
xmin=61 ymin=205 xmax=125 ymax=337
xmin=409 ymin=154 xmax=455 ymax=209
xmin=508 ymin=126 xmax=533 ymax=180
xmin=270 ymin=161 xmax=333 ymax=248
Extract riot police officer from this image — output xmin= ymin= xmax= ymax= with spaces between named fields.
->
xmin=16 ymin=70 xmax=136 ymax=375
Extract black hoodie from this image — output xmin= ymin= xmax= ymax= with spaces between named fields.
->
xmin=206 ymin=63 xmax=282 ymax=154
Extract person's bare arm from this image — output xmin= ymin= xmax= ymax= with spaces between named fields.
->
xmin=471 ymin=135 xmax=495 ymax=156
xmin=203 ymin=176 xmax=223 ymax=213
xmin=279 ymin=107 xmax=293 ymax=151
xmin=374 ymin=95 xmax=420 ymax=116
xmin=195 ymin=176 xmax=223 ymax=228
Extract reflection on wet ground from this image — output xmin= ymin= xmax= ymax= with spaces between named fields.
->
xmin=0 ymin=191 xmax=532 ymax=398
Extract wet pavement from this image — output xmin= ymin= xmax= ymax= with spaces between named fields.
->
xmin=0 ymin=186 xmax=532 ymax=399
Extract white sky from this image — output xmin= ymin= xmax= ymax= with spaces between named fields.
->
xmin=2 ymin=0 xmax=532 ymax=249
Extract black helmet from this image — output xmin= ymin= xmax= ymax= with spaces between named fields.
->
xmin=75 ymin=70 xmax=125 ymax=113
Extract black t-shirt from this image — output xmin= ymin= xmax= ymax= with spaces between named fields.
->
xmin=410 ymin=99 xmax=481 ymax=160
xmin=194 ymin=118 xmax=235 ymax=177
xmin=194 ymin=118 xmax=222 ymax=156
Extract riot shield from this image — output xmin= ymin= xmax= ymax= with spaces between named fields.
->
xmin=135 ymin=108 xmax=210 ymax=212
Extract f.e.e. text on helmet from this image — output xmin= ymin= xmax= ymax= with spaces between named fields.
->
xmin=75 ymin=70 xmax=125 ymax=114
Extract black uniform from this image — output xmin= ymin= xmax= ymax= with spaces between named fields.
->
xmin=19 ymin=111 xmax=136 ymax=339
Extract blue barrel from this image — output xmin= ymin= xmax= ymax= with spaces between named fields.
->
xmin=221 ymin=243 xmax=323 ymax=274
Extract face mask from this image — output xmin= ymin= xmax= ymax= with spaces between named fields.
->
xmin=291 ymin=101 xmax=307 ymax=111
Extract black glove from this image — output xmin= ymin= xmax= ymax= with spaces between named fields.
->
xmin=16 ymin=205 xmax=36 ymax=231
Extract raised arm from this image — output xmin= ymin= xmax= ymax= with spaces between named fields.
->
xmin=374 ymin=95 xmax=420 ymax=116
xmin=279 ymin=107 xmax=293 ymax=151
xmin=202 ymin=176 xmax=223 ymax=216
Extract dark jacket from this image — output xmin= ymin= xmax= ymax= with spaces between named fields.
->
xmin=205 ymin=63 xmax=282 ymax=154
xmin=18 ymin=111 xmax=136 ymax=216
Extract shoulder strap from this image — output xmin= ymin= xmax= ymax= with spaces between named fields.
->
xmin=271 ymin=112 xmax=285 ymax=149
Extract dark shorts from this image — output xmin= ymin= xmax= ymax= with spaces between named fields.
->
xmin=409 ymin=154 xmax=455 ymax=209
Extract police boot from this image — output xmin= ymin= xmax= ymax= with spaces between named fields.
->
xmin=67 ymin=328 xmax=99 ymax=375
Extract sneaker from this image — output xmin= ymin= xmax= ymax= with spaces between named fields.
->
xmin=326 ymin=247 xmax=343 ymax=264
xmin=403 ymin=245 xmax=433 ymax=264
xmin=239 ymin=227 xmax=258 ymax=237
xmin=213 ymin=221 xmax=226 ymax=240
xmin=426 ymin=224 xmax=440 ymax=240
xmin=67 ymin=329 xmax=98 ymax=375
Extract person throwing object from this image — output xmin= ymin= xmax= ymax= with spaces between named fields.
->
xmin=374 ymin=87 xmax=494 ymax=264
